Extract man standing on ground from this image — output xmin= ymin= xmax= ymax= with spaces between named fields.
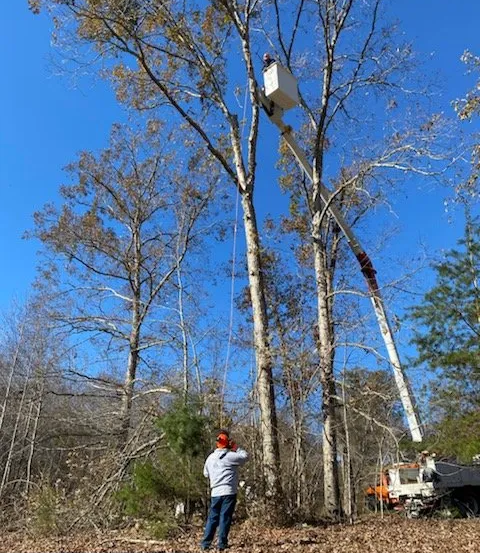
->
xmin=201 ymin=430 xmax=249 ymax=551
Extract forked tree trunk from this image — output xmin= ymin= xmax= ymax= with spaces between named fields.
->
xmin=312 ymin=230 xmax=341 ymax=519
xmin=120 ymin=307 xmax=140 ymax=445
xmin=120 ymin=224 xmax=141 ymax=445
xmin=241 ymin=191 xmax=281 ymax=505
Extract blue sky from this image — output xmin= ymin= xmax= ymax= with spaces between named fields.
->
xmin=1 ymin=0 xmax=479 ymax=317
xmin=1 ymin=5 xmax=123 ymax=310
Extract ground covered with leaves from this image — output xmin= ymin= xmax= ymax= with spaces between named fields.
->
xmin=1 ymin=517 xmax=478 ymax=553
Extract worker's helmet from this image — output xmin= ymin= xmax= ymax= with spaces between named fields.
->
xmin=216 ymin=430 xmax=230 ymax=448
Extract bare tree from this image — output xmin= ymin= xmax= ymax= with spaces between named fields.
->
xmin=0 ymin=300 xmax=65 ymax=510
xmin=31 ymin=122 xmax=215 ymax=445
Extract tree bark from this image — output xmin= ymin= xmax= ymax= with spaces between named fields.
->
xmin=292 ymin=402 xmax=306 ymax=513
xmin=25 ymin=370 xmax=45 ymax=496
xmin=312 ymin=222 xmax=341 ymax=519
xmin=120 ymin=223 xmax=141 ymax=445
xmin=241 ymin=191 xmax=281 ymax=504
xmin=0 ymin=350 xmax=33 ymax=499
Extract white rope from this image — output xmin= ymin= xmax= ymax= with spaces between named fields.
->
xmin=221 ymin=81 xmax=249 ymax=402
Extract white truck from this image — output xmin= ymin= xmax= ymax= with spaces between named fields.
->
xmin=387 ymin=454 xmax=480 ymax=517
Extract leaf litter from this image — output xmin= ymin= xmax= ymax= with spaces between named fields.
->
xmin=0 ymin=517 xmax=478 ymax=553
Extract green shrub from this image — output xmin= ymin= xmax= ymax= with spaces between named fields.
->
xmin=157 ymin=398 xmax=209 ymax=457
xmin=116 ymin=461 xmax=172 ymax=519
xmin=117 ymin=398 xmax=212 ymax=523
xmin=27 ymin=482 xmax=64 ymax=536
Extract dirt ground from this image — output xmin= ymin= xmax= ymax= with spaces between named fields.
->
xmin=0 ymin=516 xmax=478 ymax=553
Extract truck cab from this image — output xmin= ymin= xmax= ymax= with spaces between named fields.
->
xmin=386 ymin=454 xmax=480 ymax=517
xmin=387 ymin=461 xmax=435 ymax=511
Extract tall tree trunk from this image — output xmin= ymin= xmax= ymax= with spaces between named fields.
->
xmin=25 ymin=370 xmax=45 ymax=496
xmin=292 ymin=403 xmax=306 ymax=513
xmin=120 ymin=224 xmax=141 ymax=445
xmin=0 ymin=323 xmax=24 ymax=434
xmin=341 ymin=373 xmax=355 ymax=522
xmin=15 ymin=392 xmax=36 ymax=485
xmin=312 ymin=228 xmax=341 ymax=519
xmin=0 ymin=351 xmax=33 ymax=499
xmin=120 ymin=305 xmax=140 ymax=445
xmin=176 ymin=263 xmax=190 ymax=402
xmin=241 ymin=191 xmax=281 ymax=505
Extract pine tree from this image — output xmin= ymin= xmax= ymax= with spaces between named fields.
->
xmin=409 ymin=216 xmax=480 ymax=460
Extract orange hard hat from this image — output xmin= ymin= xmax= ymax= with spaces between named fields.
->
xmin=216 ymin=431 xmax=230 ymax=448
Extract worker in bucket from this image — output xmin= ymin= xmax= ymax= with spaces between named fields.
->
xmin=201 ymin=430 xmax=249 ymax=551
xmin=263 ymin=52 xmax=275 ymax=69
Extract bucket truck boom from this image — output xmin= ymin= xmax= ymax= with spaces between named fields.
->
xmin=259 ymin=61 xmax=422 ymax=443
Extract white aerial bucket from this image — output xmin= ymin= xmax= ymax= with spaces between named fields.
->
xmin=263 ymin=62 xmax=299 ymax=111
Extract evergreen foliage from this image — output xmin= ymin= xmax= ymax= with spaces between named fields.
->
xmin=116 ymin=461 xmax=171 ymax=519
xmin=157 ymin=399 xmax=209 ymax=458
xmin=117 ymin=399 xmax=210 ymax=521
xmin=409 ymin=217 xmax=480 ymax=460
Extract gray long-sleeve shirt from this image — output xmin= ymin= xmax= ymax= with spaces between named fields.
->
xmin=203 ymin=447 xmax=249 ymax=497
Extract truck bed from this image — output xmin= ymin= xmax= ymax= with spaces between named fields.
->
xmin=433 ymin=462 xmax=480 ymax=489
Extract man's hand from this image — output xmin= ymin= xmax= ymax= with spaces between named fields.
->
xmin=229 ymin=440 xmax=238 ymax=452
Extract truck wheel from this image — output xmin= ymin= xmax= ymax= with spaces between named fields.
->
xmin=365 ymin=496 xmax=377 ymax=512
xmin=454 ymin=495 xmax=479 ymax=518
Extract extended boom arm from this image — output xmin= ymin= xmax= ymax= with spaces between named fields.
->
xmin=257 ymin=85 xmax=422 ymax=443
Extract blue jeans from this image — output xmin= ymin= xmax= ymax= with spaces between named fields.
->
xmin=201 ymin=494 xmax=237 ymax=550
